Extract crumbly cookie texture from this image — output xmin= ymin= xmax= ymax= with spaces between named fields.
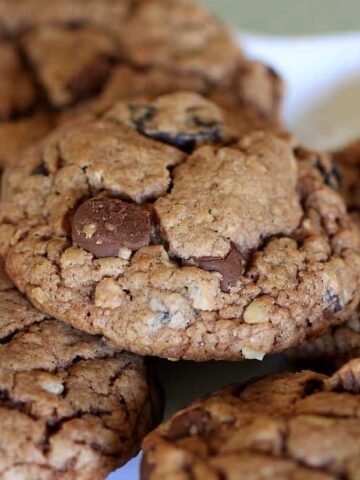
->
xmin=0 ymin=259 xmax=47 ymax=339
xmin=155 ymin=131 xmax=301 ymax=258
xmin=0 ymin=263 xmax=162 ymax=479
xmin=289 ymin=141 xmax=360 ymax=366
xmin=1 ymin=97 xmax=359 ymax=361
xmin=141 ymin=358 xmax=360 ymax=480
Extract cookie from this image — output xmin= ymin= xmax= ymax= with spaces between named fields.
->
xmin=141 ymin=358 xmax=360 ymax=479
xmin=332 ymin=138 xmax=360 ymax=210
xmin=0 ymin=262 xmax=162 ymax=479
xmin=289 ymin=141 xmax=360 ymax=367
xmin=0 ymin=41 xmax=36 ymax=120
xmin=0 ymin=113 xmax=53 ymax=171
xmin=1 ymin=96 xmax=359 ymax=361
xmin=0 ymin=0 xmax=283 ymax=170
xmin=92 ymin=63 xmax=284 ymax=141
xmin=118 ymin=0 xmax=242 ymax=84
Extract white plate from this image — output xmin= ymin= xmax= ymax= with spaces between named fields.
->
xmin=241 ymin=32 xmax=360 ymax=150
xmin=109 ymin=32 xmax=360 ymax=480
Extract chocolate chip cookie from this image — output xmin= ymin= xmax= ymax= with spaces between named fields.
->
xmin=333 ymin=138 xmax=360 ymax=210
xmin=0 ymin=0 xmax=283 ymax=171
xmin=290 ymin=141 xmax=360 ymax=367
xmin=0 ymin=262 xmax=162 ymax=479
xmin=1 ymin=96 xmax=359 ymax=361
xmin=141 ymin=358 xmax=360 ymax=479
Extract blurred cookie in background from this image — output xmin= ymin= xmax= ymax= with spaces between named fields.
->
xmin=142 ymin=358 xmax=360 ymax=479
xmin=0 ymin=0 xmax=284 ymax=173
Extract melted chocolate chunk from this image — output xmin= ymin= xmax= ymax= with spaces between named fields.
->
xmin=195 ymin=245 xmax=243 ymax=292
xmin=166 ymin=407 xmax=210 ymax=440
xmin=72 ymin=197 xmax=151 ymax=258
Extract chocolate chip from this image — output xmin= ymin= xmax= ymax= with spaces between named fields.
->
xmin=314 ymin=159 xmax=341 ymax=190
xmin=195 ymin=244 xmax=243 ymax=292
xmin=30 ymin=161 xmax=49 ymax=176
xmin=129 ymin=97 xmax=227 ymax=152
xmin=71 ymin=197 xmax=151 ymax=257
xmin=166 ymin=407 xmax=210 ymax=440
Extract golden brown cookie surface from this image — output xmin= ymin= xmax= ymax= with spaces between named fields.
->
xmin=0 ymin=99 xmax=359 ymax=361
xmin=0 ymin=263 xmax=162 ymax=479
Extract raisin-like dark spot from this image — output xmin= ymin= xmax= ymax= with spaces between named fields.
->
xmin=331 ymin=162 xmax=342 ymax=185
xmin=130 ymin=104 xmax=156 ymax=127
xmin=314 ymin=159 xmax=340 ymax=190
xmin=159 ymin=311 xmax=170 ymax=325
xmin=138 ymin=123 xmax=222 ymax=153
xmin=324 ymin=291 xmax=342 ymax=313
xmin=30 ymin=161 xmax=49 ymax=176
xmin=128 ymin=93 xmax=229 ymax=152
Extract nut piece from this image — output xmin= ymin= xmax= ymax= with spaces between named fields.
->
xmin=95 ymin=278 xmax=126 ymax=309
xmin=39 ymin=373 xmax=65 ymax=395
xmin=242 ymin=346 xmax=266 ymax=360
xmin=244 ymin=296 xmax=273 ymax=324
xmin=72 ymin=197 xmax=152 ymax=258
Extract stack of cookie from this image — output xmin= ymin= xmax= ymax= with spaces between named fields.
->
xmin=0 ymin=1 xmax=359 ymax=478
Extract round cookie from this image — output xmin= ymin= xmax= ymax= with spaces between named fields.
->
xmin=289 ymin=141 xmax=360 ymax=368
xmin=0 ymin=0 xmax=283 ymax=171
xmin=141 ymin=358 xmax=360 ymax=480
xmin=1 ymin=96 xmax=359 ymax=361
xmin=0 ymin=263 xmax=162 ymax=479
